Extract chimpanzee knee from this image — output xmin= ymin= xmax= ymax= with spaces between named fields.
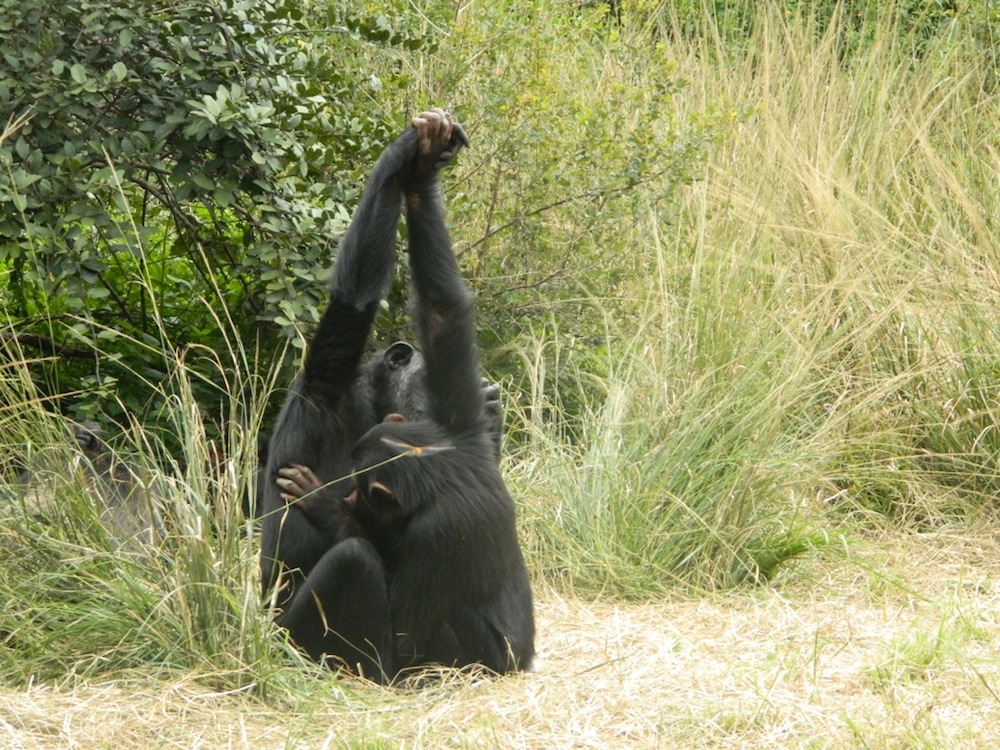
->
xmin=275 ymin=537 xmax=393 ymax=682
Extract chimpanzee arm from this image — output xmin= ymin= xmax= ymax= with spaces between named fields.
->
xmin=261 ymin=123 xmax=421 ymax=594
xmin=403 ymin=111 xmax=483 ymax=436
xmin=301 ymin=127 xmax=421 ymax=405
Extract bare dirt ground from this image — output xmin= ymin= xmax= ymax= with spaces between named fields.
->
xmin=2 ymin=529 xmax=999 ymax=749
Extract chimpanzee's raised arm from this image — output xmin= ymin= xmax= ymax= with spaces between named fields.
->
xmin=346 ymin=111 xmax=534 ymax=676
xmin=402 ymin=110 xmax=482 ymax=436
xmin=301 ymin=127 xmax=421 ymax=404
xmin=261 ymin=123 xmax=420 ymax=594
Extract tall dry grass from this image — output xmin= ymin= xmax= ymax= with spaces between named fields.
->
xmin=483 ymin=3 xmax=1000 ymax=594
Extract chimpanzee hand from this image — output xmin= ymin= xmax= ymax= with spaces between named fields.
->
xmin=276 ymin=463 xmax=327 ymax=508
xmin=481 ymin=377 xmax=504 ymax=462
xmin=408 ymin=108 xmax=470 ymax=183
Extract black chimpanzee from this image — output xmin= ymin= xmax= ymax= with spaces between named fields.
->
xmin=260 ymin=109 xmax=534 ymax=682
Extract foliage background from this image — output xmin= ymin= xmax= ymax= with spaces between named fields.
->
xmin=0 ymin=1 xmax=999 ymax=733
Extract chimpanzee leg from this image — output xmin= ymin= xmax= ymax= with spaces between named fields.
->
xmin=395 ymin=620 xmax=463 ymax=673
xmin=275 ymin=537 xmax=394 ymax=682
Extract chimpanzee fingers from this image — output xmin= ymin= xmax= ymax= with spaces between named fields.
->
xmin=411 ymin=108 xmax=445 ymax=127
xmin=411 ymin=109 xmax=469 ymax=170
xmin=410 ymin=115 xmax=432 ymax=158
xmin=412 ymin=108 xmax=449 ymax=153
xmin=276 ymin=463 xmax=322 ymax=500
xmin=276 ymin=477 xmax=303 ymax=500
xmin=427 ymin=107 xmax=449 ymax=139
xmin=291 ymin=463 xmax=322 ymax=485
xmin=433 ymin=126 xmax=470 ymax=169
xmin=275 ymin=466 xmax=302 ymax=485
xmin=480 ymin=379 xmax=500 ymax=402
xmin=451 ymin=121 xmax=471 ymax=149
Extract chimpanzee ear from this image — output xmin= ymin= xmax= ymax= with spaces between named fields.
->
xmin=384 ymin=341 xmax=415 ymax=370
xmin=371 ymin=480 xmax=395 ymax=503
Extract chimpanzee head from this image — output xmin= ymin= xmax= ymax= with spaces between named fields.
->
xmin=71 ymin=420 xmax=107 ymax=462
xmin=347 ymin=417 xmax=453 ymax=526
xmin=367 ymin=341 xmax=430 ymax=423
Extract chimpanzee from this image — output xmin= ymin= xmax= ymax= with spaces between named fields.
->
xmin=244 ymin=350 xmax=501 ymax=521
xmin=7 ymin=419 xmax=161 ymax=543
xmin=259 ymin=110 xmax=532 ymax=681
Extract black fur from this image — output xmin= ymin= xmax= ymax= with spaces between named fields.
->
xmin=348 ymin=121 xmax=534 ymax=673
xmin=259 ymin=111 xmax=531 ymax=682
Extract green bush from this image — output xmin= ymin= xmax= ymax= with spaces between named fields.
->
xmin=0 ymin=0 xmax=426 ymax=428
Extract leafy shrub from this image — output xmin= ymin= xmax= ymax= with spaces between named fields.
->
xmin=0 ymin=0 xmax=424 ymax=428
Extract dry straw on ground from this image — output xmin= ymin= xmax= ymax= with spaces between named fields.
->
xmin=1 ymin=529 xmax=999 ymax=748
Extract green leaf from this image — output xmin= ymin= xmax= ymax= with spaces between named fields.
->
xmin=108 ymin=61 xmax=127 ymax=82
xmin=191 ymin=173 xmax=215 ymax=191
